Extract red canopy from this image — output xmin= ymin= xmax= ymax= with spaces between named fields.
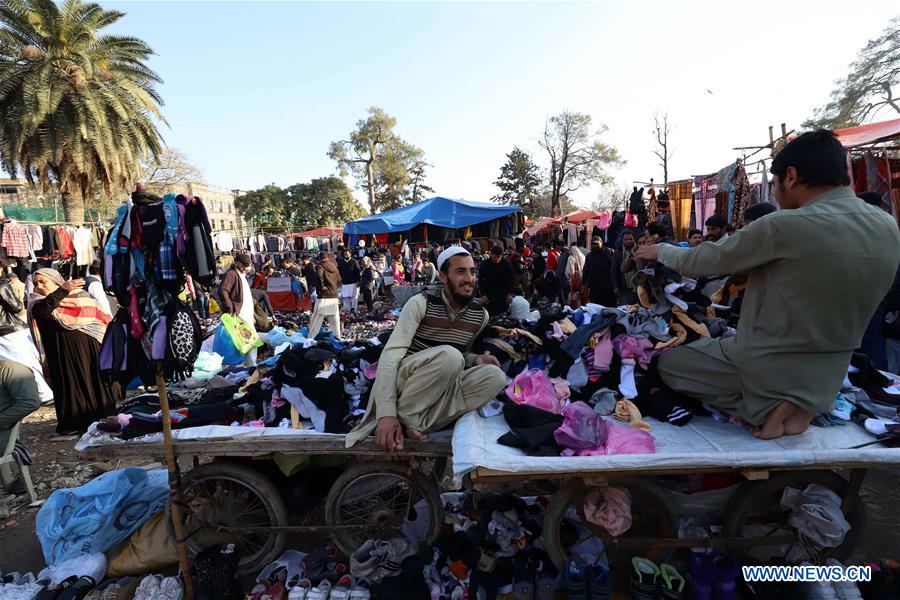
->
xmin=834 ymin=118 xmax=900 ymax=149
xmin=286 ymin=226 xmax=343 ymax=239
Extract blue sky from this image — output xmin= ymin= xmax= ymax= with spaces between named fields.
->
xmin=99 ymin=1 xmax=898 ymax=210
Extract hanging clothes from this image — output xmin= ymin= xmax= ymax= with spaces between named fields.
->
xmin=730 ymin=164 xmax=751 ymax=229
xmin=647 ymin=188 xmax=659 ymax=223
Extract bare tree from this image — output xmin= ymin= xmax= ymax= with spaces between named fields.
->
xmin=328 ymin=107 xmax=397 ymax=213
xmin=652 ymin=111 xmax=673 ymax=186
xmin=539 ymin=111 xmax=622 ymax=217
xmin=139 ymin=148 xmax=204 ymax=193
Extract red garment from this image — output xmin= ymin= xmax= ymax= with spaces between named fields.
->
xmin=56 ymin=226 xmax=75 ymax=258
xmin=375 ymin=234 xmax=389 ymax=246
xmin=546 ymin=249 xmax=559 ymax=271
xmin=522 ymin=246 xmax=532 ymax=257
xmin=1 ymin=223 xmax=30 ymax=258
xmin=251 ymin=273 xmax=268 ymax=290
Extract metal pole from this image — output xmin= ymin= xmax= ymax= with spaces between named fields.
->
xmin=156 ymin=364 xmax=195 ymax=599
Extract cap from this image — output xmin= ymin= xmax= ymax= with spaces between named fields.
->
xmin=235 ymin=252 xmax=252 ymax=266
xmin=437 ymin=246 xmax=470 ymax=271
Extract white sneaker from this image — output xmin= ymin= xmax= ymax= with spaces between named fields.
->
xmin=134 ymin=574 xmax=163 ymax=600
xmin=288 ymin=579 xmax=312 ymax=600
xmin=155 ymin=576 xmax=184 ymax=600
xmin=329 ymin=575 xmax=354 ymax=600
xmin=349 ymin=578 xmax=372 ymax=600
xmin=305 ymin=579 xmax=331 ymax=600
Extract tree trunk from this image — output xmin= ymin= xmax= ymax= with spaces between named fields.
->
xmin=61 ymin=190 xmax=85 ymax=225
xmin=366 ymin=161 xmax=377 ymax=213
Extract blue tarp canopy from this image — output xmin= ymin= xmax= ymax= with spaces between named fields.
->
xmin=343 ymin=196 xmax=521 ymax=235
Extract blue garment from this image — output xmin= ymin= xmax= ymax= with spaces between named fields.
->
xmin=155 ymin=242 xmax=177 ymax=281
xmin=36 ymin=468 xmax=168 ymax=566
xmin=162 ymin=194 xmax=179 ymax=245
xmin=105 ymin=204 xmax=130 ymax=255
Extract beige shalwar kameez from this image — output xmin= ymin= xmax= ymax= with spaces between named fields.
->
xmin=656 ymin=187 xmax=900 ymax=426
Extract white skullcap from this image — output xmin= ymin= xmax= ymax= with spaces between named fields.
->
xmin=437 ymin=246 xmax=471 ymax=272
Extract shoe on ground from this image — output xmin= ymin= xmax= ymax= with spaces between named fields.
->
xmin=287 ymin=579 xmax=311 ymax=600
xmin=563 ymin=561 xmax=588 ymax=600
xmin=133 ymin=574 xmax=163 ymax=600
xmin=329 ymin=575 xmax=354 ymax=600
xmin=156 ymin=576 xmax=184 ymax=600
xmin=631 ymin=557 xmax=660 ymax=600
xmin=660 ymin=563 xmax=686 ymax=599
xmin=587 ymin=563 xmax=611 ymax=600
xmin=305 ymin=579 xmax=331 ymax=600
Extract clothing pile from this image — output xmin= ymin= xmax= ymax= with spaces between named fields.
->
xmin=479 ymin=268 xmax=740 ymax=457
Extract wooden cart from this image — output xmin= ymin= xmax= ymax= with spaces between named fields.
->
xmin=80 ymin=434 xmax=879 ymax=576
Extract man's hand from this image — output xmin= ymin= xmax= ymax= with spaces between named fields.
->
xmin=63 ymin=279 xmax=85 ymax=292
xmin=375 ymin=416 xmax=404 ymax=452
xmin=634 ymin=244 xmax=661 ymax=262
xmin=474 ymin=353 xmax=500 ymax=367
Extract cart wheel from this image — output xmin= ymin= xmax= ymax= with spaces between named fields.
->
xmin=325 ymin=461 xmax=443 ymax=557
xmin=543 ymin=477 xmax=675 ymax=572
xmin=722 ymin=470 xmax=865 ymax=564
xmin=166 ymin=461 xmax=288 ymax=576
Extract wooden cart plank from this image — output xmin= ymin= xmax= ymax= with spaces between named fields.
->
xmin=77 ymin=436 xmax=452 ymax=460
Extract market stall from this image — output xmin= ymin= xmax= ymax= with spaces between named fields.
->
xmin=834 ymin=117 xmax=900 ymax=220
xmin=343 ymin=196 xmax=524 ymax=248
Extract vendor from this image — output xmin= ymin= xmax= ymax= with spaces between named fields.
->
xmin=478 ymin=245 xmax=515 ymax=316
xmin=346 ymin=246 xmax=506 ymax=450
xmin=635 ymin=130 xmax=900 ymax=439
xmin=218 ymin=253 xmax=258 ymax=366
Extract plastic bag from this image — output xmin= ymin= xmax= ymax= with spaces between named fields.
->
xmin=780 ymin=484 xmax=850 ymax=549
xmin=602 ymin=420 xmax=656 ymax=455
xmin=584 ymin=487 xmax=632 ymax=536
xmin=106 ymin=511 xmax=177 ymax=577
xmin=220 ymin=314 xmax=263 ymax=354
xmin=554 ymin=401 xmax=605 ymax=449
xmin=36 ymin=468 xmax=168 ymax=566
xmin=192 ymin=351 xmax=224 ymax=379
xmin=506 ymin=368 xmax=562 ymax=413
xmin=213 ymin=322 xmax=244 ymax=365
xmin=266 ymin=326 xmax=315 ymax=350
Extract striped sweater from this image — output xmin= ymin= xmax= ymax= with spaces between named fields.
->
xmin=405 ymin=291 xmax=488 ymax=358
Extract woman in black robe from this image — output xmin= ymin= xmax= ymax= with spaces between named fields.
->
xmin=30 ymin=268 xmax=118 ymax=434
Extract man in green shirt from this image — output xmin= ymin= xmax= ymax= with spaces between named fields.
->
xmin=0 ymin=360 xmax=40 ymax=454
xmin=635 ymin=130 xmax=900 ymax=439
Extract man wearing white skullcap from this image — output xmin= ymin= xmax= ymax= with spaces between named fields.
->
xmin=346 ymin=246 xmax=506 ymax=450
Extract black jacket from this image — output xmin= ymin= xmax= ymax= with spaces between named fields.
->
xmin=302 ymin=262 xmax=320 ymax=290
xmin=338 ymin=257 xmax=360 ymax=285
xmin=479 ymin=258 xmax=515 ymax=299
xmin=317 ymin=260 xmax=342 ymax=299
xmin=0 ymin=280 xmax=26 ymax=336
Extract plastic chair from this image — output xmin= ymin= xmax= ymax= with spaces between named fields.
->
xmin=0 ymin=421 xmax=37 ymax=503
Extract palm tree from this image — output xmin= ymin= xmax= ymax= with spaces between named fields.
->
xmin=0 ymin=0 xmax=165 ymax=223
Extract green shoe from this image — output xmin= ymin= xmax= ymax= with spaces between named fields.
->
xmin=631 ymin=557 xmax=660 ymax=600
xmin=660 ymin=563 xmax=686 ymax=599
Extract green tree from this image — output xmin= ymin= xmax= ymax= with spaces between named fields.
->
xmin=407 ymin=156 xmax=434 ymax=204
xmin=540 ymin=111 xmax=623 ymax=217
xmin=286 ymin=176 xmax=366 ymax=229
xmin=0 ymin=0 xmax=165 ymax=224
xmin=328 ymin=106 xmax=429 ymax=213
xmin=235 ymin=184 xmax=289 ymax=229
xmin=492 ymin=146 xmax=542 ymax=216
xmin=804 ymin=17 xmax=900 ymax=129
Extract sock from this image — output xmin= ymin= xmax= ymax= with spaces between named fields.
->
xmin=619 ymin=359 xmax=637 ymax=398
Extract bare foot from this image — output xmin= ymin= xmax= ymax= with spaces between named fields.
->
xmin=783 ymin=407 xmax=812 ymax=436
xmin=405 ymin=427 xmax=428 ymax=441
xmin=753 ymin=401 xmax=795 ymax=440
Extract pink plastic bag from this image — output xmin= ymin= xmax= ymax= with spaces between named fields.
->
xmin=554 ymin=401 xmax=605 ymax=449
xmin=584 ymin=486 xmax=632 ymax=536
xmin=603 ymin=419 xmax=656 ymax=454
xmin=506 ymin=368 xmax=561 ymax=413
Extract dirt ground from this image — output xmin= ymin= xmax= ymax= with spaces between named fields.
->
xmin=1 ymin=407 xmax=899 ymax=576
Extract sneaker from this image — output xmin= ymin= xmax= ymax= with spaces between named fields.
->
xmin=287 ymin=579 xmax=311 ymax=600
xmin=156 ymin=576 xmax=184 ymax=600
xmin=563 ymin=561 xmax=588 ymax=600
xmin=133 ymin=575 xmax=163 ymax=600
xmin=305 ymin=579 xmax=331 ymax=600
xmin=534 ymin=577 xmax=558 ymax=600
xmin=630 ymin=557 xmax=660 ymax=600
xmin=329 ymin=575 xmax=354 ymax=600
xmin=659 ymin=563 xmax=686 ymax=599
xmin=302 ymin=546 xmax=338 ymax=583
xmin=587 ymin=563 xmax=611 ymax=600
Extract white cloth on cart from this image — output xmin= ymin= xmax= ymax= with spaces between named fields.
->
xmin=450 ymin=411 xmax=900 ymax=485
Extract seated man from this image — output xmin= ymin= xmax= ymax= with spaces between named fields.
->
xmin=346 ymin=247 xmax=507 ymax=450
xmin=635 ymin=130 xmax=900 ymax=439
xmin=0 ymin=360 xmax=40 ymax=472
